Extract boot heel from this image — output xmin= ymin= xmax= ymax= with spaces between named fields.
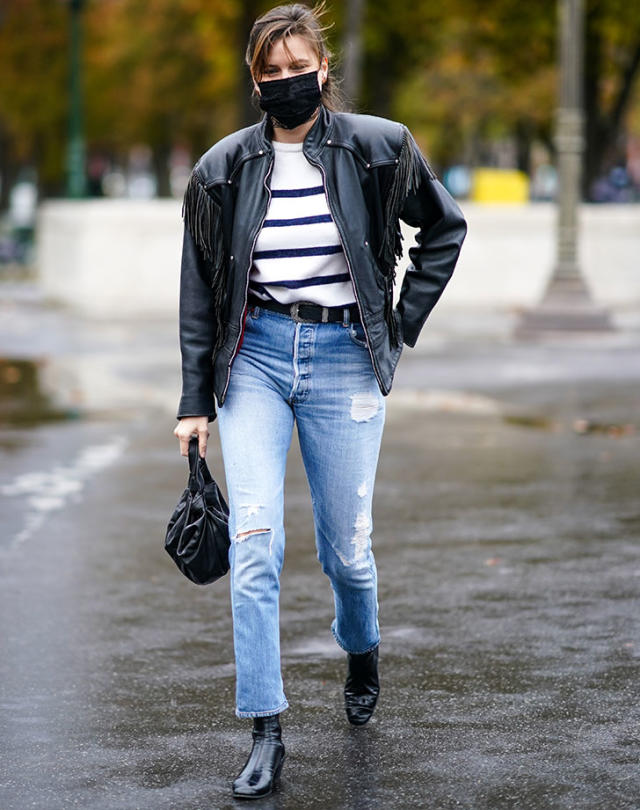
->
xmin=273 ymin=750 xmax=285 ymax=784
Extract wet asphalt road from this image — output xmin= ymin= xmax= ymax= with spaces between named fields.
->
xmin=1 ymin=292 xmax=639 ymax=809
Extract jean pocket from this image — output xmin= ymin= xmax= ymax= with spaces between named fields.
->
xmin=348 ymin=322 xmax=368 ymax=348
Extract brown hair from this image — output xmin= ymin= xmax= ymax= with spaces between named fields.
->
xmin=245 ymin=2 xmax=343 ymax=112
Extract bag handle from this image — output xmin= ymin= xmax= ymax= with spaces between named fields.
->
xmin=187 ymin=435 xmax=213 ymax=492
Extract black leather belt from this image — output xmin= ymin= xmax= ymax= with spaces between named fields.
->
xmin=248 ymin=295 xmax=361 ymax=324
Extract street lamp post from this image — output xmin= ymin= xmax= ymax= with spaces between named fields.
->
xmin=515 ymin=0 xmax=612 ymax=336
xmin=65 ymin=0 xmax=87 ymax=198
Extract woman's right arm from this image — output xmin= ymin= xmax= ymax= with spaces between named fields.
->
xmin=174 ymin=224 xmax=217 ymax=458
xmin=396 ymin=130 xmax=467 ymax=347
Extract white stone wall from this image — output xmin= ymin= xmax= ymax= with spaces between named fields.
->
xmin=37 ymin=199 xmax=182 ymax=317
xmin=432 ymin=203 xmax=640 ymax=308
xmin=37 ymin=199 xmax=640 ymax=317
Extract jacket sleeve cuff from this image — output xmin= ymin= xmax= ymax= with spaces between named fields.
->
xmin=176 ymin=394 xmax=217 ymax=422
xmin=401 ymin=329 xmax=419 ymax=348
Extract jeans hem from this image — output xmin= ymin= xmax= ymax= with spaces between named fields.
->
xmin=235 ymin=699 xmax=289 ymax=719
xmin=331 ymin=622 xmax=380 ymax=656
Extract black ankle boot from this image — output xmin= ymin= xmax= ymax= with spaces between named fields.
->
xmin=344 ymin=645 xmax=380 ymax=726
xmin=232 ymin=714 xmax=285 ymax=800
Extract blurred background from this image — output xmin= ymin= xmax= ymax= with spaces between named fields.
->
xmin=1 ymin=4 xmax=640 ymax=808
xmin=1 ymin=0 xmax=640 ymax=235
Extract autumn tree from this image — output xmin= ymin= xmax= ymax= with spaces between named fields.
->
xmin=0 ymin=0 xmax=638 ymax=199
xmin=357 ymin=0 xmax=640 ymax=193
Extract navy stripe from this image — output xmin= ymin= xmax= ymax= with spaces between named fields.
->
xmin=271 ymin=186 xmax=325 ymax=198
xmin=253 ymin=245 xmax=343 ymax=260
xmin=257 ymin=273 xmax=351 ymax=290
xmin=263 ymin=214 xmax=333 ymax=228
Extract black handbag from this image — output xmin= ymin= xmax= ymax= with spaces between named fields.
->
xmin=164 ymin=436 xmax=230 ymax=585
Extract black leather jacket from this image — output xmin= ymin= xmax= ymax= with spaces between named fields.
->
xmin=177 ymin=106 xmax=467 ymax=420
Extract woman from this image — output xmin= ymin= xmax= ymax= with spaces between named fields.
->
xmin=174 ymin=2 xmax=466 ymax=799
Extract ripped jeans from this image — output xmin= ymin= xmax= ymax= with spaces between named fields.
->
xmin=217 ymin=304 xmax=385 ymax=718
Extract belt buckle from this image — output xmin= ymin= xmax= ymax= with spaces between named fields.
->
xmin=290 ymin=301 xmax=327 ymax=323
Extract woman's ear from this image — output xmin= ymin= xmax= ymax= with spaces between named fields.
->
xmin=320 ymin=56 xmax=328 ymax=84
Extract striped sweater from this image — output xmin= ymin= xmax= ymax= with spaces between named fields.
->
xmin=249 ymin=140 xmax=356 ymax=307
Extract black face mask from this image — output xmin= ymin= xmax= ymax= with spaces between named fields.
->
xmin=257 ymin=70 xmax=322 ymax=130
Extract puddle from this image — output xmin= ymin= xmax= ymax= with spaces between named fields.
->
xmin=503 ymin=413 xmax=559 ymax=431
xmin=0 ymin=357 xmax=82 ymax=427
xmin=504 ymin=412 xmax=637 ymax=437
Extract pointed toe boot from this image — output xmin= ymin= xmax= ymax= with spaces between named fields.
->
xmin=232 ymin=714 xmax=285 ymax=800
xmin=344 ymin=645 xmax=380 ymax=726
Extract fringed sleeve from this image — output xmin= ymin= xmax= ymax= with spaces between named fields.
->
xmin=182 ymin=169 xmax=227 ymax=354
xmin=378 ymin=127 xmax=432 ymax=347
xmin=182 ymin=169 xmax=224 ymax=270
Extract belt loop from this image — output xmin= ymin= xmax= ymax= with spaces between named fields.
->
xmin=343 ymin=307 xmax=351 ymax=327
xmin=321 ymin=306 xmax=329 ymax=324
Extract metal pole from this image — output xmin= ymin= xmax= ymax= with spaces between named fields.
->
xmin=66 ymin=0 xmax=87 ymax=198
xmin=515 ymin=0 xmax=612 ymax=336
xmin=555 ymin=0 xmax=583 ymax=284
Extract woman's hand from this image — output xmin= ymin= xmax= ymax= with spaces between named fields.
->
xmin=174 ymin=416 xmax=209 ymax=458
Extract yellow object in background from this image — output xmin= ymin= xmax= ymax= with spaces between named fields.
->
xmin=471 ymin=168 xmax=530 ymax=203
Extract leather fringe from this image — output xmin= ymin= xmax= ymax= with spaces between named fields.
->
xmin=182 ymin=170 xmax=227 ymax=353
xmin=379 ymin=128 xmax=425 ymax=347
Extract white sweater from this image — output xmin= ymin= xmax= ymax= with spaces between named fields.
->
xmin=249 ymin=140 xmax=356 ymax=307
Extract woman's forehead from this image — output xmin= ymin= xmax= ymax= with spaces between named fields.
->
xmin=266 ymin=34 xmax=317 ymax=64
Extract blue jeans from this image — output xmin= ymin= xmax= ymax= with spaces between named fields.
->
xmin=217 ymin=304 xmax=385 ymax=718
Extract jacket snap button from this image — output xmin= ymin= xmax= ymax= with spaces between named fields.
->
xmin=364 ymin=240 xmax=369 ymax=247
xmin=227 ymin=179 xmax=232 ymax=184
xmin=327 ymin=139 xmax=332 ymax=144
xmin=258 ymin=149 xmax=264 ymax=155
xmin=366 ymin=163 xmax=370 ymax=168
xmin=230 ymin=255 xmax=234 ymax=261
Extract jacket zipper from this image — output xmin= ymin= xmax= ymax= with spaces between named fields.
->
xmin=307 ymin=153 xmax=385 ymax=392
xmin=220 ymin=153 xmax=274 ymax=403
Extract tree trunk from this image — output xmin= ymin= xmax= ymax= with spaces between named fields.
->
xmin=0 ymin=125 xmax=18 ymax=211
xmin=153 ymin=144 xmax=172 ymax=198
xmin=341 ymin=0 xmax=366 ymax=110
xmin=238 ymin=1 xmax=265 ymax=128
xmin=515 ymin=120 xmax=533 ymax=174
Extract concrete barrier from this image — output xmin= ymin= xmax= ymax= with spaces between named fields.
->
xmin=438 ymin=203 xmax=640 ymax=309
xmin=37 ymin=199 xmax=182 ymax=317
xmin=37 ymin=199 xmax=640 ymax=317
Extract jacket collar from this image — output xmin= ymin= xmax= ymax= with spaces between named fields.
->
xmin=256 ymin=105 xmax=334 ymax=158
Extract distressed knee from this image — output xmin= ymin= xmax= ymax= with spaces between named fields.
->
xmin=232 ymin=526 xmax=273 ymax=558
xmin=230 ymin=502 xmax=278 ymax=554
xmin=235 ymin=528 xmax=270 ymax=540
